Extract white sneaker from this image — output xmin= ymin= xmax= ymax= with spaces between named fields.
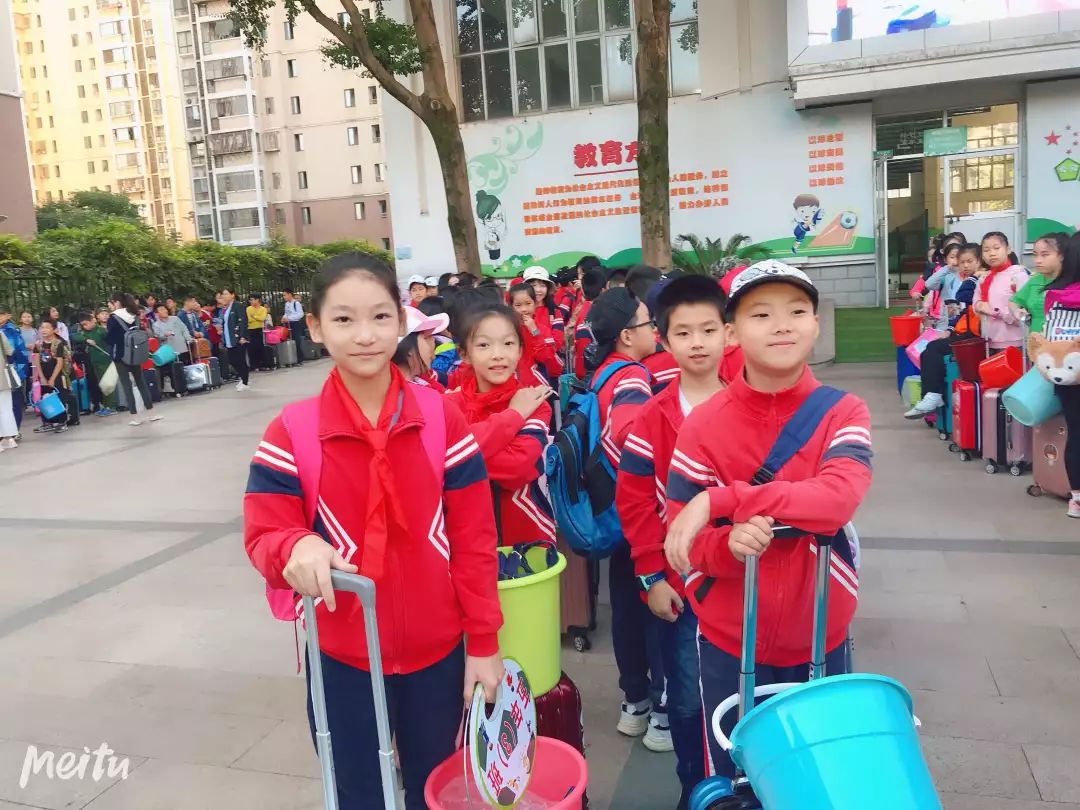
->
xmin=904 ymin=392 xmax=944 ymax=419
xmin=0 ymin=438 xmax=16 ymax=449
xmin=642 ymin=712 xmax=674 ymax=752
xmin=1067 ymin=498 xmax=1080 ymax=519
xmin=235 ymin=382 xmax=249 ymax=391
xmin=129 ymin=419 xmax=144 ymax=427
xmin=148 ymin=414 xmax=164 ymax=422
xmin=617 ymin=700 xmax=651 ymax=737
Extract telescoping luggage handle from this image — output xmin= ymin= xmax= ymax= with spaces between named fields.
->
xmin=304 ymin=571 xmax=399 ymax=810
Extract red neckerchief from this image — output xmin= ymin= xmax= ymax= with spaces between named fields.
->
xmin=455 ymin=363 xmax=520 ymax=423
xmin=329 ymin=366 xmax=409 ymax=581
xmin=979 ymin=261 xmax=1010 ymax=303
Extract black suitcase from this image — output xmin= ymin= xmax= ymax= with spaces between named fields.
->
xmin=203 ymin=356 xmax=223 ymax=388
xmin=144 ymin=368 xmax=162 ymax=403
xmin=301 ymin=338 xmax=322 ymax=361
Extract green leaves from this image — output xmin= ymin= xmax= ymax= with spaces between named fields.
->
xmin=36 ymin=190 xmax=141 ymax=232
xmin=671 ymin=233 xmax=769 ymax=277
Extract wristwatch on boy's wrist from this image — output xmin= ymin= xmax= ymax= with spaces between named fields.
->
xmin=638 ymin=572 xmax=666 ymax=592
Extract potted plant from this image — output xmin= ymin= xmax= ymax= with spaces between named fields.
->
xmin=671 ymin=233 xmax=771 ymax=278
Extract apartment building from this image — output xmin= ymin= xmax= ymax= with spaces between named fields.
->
xmin=172 ymin=0 xmax=390 ymax=249
xmin=0 ymin=0 xmax=34 ymax=237
xmin=384 ymin=0 xmax=1080 ymax=303
xmin=12 ymin=0 xmax=195 ymax=239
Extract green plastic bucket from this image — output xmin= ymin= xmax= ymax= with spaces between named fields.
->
xmin=496 ymin=546 xmax=566 ymax=696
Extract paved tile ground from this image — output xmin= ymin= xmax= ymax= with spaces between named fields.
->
xmin=0 ymin=360 xmax=1077 ymax=809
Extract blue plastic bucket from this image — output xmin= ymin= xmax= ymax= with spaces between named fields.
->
xmin=1003 ymin=367 xmax=1061 ymax=427
xmin=37 ymin=391 xmax=65 ymax=420
xmin=728 ymin=675 xmax=940 ymax=810
xmin=151 ymin=344 xmax=177 ymax=366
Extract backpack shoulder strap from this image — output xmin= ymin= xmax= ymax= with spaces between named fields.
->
xmin=411 ymin=382 xmax=446 ymax=491
xmin=589 ymin=360 xmax=639 ymax=394
xmin=281 ymin=397 xmax=322 ymax=529
xmin=752 ymin=385 xmax=846 ymax=485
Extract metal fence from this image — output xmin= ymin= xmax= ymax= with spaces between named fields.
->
xmin=0 ymin=270 xmax=316 ymax=324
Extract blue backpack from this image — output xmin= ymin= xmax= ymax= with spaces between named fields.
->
xmin=545 ymin=361 xmax=641 ymax=559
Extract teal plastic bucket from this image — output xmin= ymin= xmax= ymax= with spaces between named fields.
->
xmin=151 ymin=344 xmax=177 ymax=366
xmin=37 ymin=391 xmax=65 ymax=420
xmin=1003 ymin=367 xmax=1061 ymax=427
xmin=727 ymin=675 xmax=940 ymax=810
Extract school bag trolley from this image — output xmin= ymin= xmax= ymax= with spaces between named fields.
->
xmin=304 ymin=570 xmax=399 ymax=810
xmin=689 ymin=526 xmax=939 ymax=810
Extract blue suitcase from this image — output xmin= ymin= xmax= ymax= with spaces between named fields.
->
xmin=72 ymin=377 xmax=90 ymax=414
xmin=896 ymin=345 xmax=918 ymax=393
xmin=936 ymin=356 xmax=959 ymax=440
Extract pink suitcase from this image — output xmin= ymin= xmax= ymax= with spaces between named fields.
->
xmin=981 ymin=387 xmax=1032 ymax=476
xmin=1028 ymin=415 xmax=1071 ymax=500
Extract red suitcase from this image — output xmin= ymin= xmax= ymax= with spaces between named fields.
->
xmin=535 ymin=672 xmax=585 ymax=755
xmin=1028 ymin=415 xmax=1071 ymax=500
xmin=950 ymin=379 xmax=982 ymax=461
xmin=981 ymin=387 xmax=1032 ymax=476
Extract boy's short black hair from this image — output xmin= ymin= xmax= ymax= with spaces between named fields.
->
xmin=417 ymin=296 xmax=447 ymax=317
xmin=625 ymin=264 xmax=663 ymax=305
xmin=655 ymin=275 xmax=727 ymax=338
xmin=582 ymin=267 xmax=607 ymax=301
xmin=605 ymin=266 xmax=629 ymax=287
xmin=576 ymin=255 xmax=602 ymax=273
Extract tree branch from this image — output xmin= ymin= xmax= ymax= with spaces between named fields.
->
xmin=406 ymin=0 xmax=455 ymax=113
xmin=298 ymin=0 xmax=425 ymax=118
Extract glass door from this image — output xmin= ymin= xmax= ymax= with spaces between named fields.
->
xmin=943 ymin=148 xmax=1019 ymax=248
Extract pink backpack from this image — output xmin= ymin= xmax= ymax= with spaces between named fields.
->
xmin=264 ymin=383 xmax=447 ymax=620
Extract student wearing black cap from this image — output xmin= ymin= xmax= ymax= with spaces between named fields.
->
xmin=585 ymin=287 xmax=668 ymax=748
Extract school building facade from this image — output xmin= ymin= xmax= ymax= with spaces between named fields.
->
xmin=382 ymin=0 xmax=1080 ymax=307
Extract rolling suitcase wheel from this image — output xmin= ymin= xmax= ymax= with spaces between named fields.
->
xmin=1028 ymin=484 xmax=1043 ymax=497
xmin=1009 ymin=464 xmax=1023 ymax=477
xmin=959 ymin=451 xmax=972 ymax=462
xmin=569 ymin=629 xmax=591 ymax=652
xmin=985 ymin=462 xmax=998 ymax=474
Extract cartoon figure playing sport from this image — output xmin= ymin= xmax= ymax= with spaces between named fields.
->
xmin=792 ymin=193 xmax=824 ymax=254
xmin=476 ymin=190 xmax=507 ymax=261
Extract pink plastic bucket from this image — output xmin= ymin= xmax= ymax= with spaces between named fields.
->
xmin=424 ymin=736 xmax=588 ymax=809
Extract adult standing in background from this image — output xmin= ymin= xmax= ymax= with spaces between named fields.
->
xmin=177 ymin=298 xmax=205 ymax=341
xmin=246 ymin=294 xmax=271 ymax=372
xmin=282 ymin=289 xmax=306 ymax=364
xmin=0 ymin=330 xmax=18 ymax=449
xmin=220 ymin=287 xmax=250 ymax=391
xmin=18 ymin=311 xmax=37 ymax=352
xmin=107 ymin=293 xmax=161 ymax=427
xmin=0 ymin=307 xmax=29 ymax=434
xmin=151 ymin=304 xmax=193 ymax=365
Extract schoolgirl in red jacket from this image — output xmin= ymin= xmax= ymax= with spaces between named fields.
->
xmin=446 ymin=303 xmax=556 ymax=545
xmin=243 ymin=253 xmax=504 ymax=810
xmin=522 ymin=266 xmax=565 ymax=341
xmin=508 ymin=282 xmax=563 ymax=382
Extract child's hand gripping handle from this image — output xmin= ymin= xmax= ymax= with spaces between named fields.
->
xmin=304 ymin=572 xmax=398 ymax=810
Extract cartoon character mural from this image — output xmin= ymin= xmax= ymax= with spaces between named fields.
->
xmin=476 ymin=190 xmax=507 ymax=261
xmin=792 ymin=193 xmax=824 ymax=254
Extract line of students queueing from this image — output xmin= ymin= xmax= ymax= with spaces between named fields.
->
xmin=0 ymin=285 xmax=314 ymax=448
xmin=242 ymin=250 xmax=874 ymax=810
xmin=901 ymin=229 xmax=1080 ymax=517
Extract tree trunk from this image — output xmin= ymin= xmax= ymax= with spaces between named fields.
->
xmin=635 ymin=0 xmax=672 ymax=270
xmin=424 ymin=102 xmax=481 ymax=276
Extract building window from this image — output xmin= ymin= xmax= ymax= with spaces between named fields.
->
xmin=371 ymin=124 xmax=381 ymax=143
xmin=283 ymin=20 xmax=294 ymax=40
xmin=272 ymin=171 xmax=281 ymax=189
xmin=374 ymin=163 xmax=383 ymax=182
xmin=48 ymin=115 xmax=53 ymax=127
xmin=294 ymin=133 xmax=304 ymax=151
xmin=274 ymin=207 xmax=286 ymax=225
xmin=84 ymin=135 xmax=92 ymax=148
xmin=301 ymin=206 xmax=312 ymax=225
xmin=347 ymin=126 xmax=358 ymax=145
xmin=378 ymin=199 xmax=388 ymax=217
xmin=354 ymin=201 xmax=365 ymax=219
xmin=87 ymin=161 xmax=96 ymax=174
xmin=81 ymin=111 xmax=89 ymax=123
xmin=92 ymin=83 xmax=99 ymax=96
xmin=101 ymin=159 xmax=109 ymax=171
xmin=369 ymin=85 xmax=378 ymax=104
xmin=99 ymin=134 xmax=106 ymax=146
xmin=177 ymin=30 xmax=192 ymax=54
xmin=350 ymin=164 xmax=362 ymax=184
xmin=455 ymin=0 xmax=698 ymax=120
xmin=287 ymin=59 xmax=298 ymax=77
xmin=290 ymin=95 xmax=301 ymax=115
xmin=298 ymin=170 xmax=308 ymax=189
xmin=95 ymin=109 xmax=102 ymax=121
xmin=89 ymin=57 xmax=95 ymax=69
xmin=336 ymin=11 xmax=349 ymax=27
xmin=68 ymin=8 xmax=75 ymax=20
xmin=344 ymin=88 xmax=356 ymax=107
xmin=55 ymin=165 xmax=60 ymax=178
xmin=72 ymin=33 xmax=79 ymax=46
xmin=78 ymin=85 xmax=86 ymax=98
xmin=264 ymin=97 xmax=274 ymax=114
xmin=75 ymin=60 xmax=82 ymax=73
xmin=382 ymin=237 xmax=391 ymax=251
xmin=23 ymin=42 xmax=32 ymax=55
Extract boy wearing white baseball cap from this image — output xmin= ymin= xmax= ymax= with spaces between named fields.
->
xmin=663 ymin=260 xmax=873 ymax=780
xmin=406 ymin=275 xmax=427 ymax=306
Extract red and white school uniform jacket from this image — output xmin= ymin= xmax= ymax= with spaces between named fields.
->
xmin=523 ymin=321 xmax=563 ymax=380
xmin=534 ymin=304 xmax=565 ymax=343
xmin=444 ymin=392 xmax=556 ymax=545
xmin=666 ymin=368 xmax=872 ymax=667
xmin=570 ymin=300 xmax=593 ymax=379
xmin=243 ymin=370 xmax=502 ymax=675
xmin=593 ymin=352 xmax=652 ymax=468
xmin=645 ymin=346 xmax=745 ymax=393
xmin=616 ymin=381 xmax=692 ymax=598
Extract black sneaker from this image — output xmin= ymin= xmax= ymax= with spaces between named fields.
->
xmin=33 ymin=424 xmax=55 ymax=433
xmin=53 ymin=425 xmax=68 ymax=433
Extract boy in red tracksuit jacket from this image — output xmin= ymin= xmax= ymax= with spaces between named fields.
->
xmin=571 ymin=265 xmax=608 ymax=378
xmin=616 ymin=276 xmax=728 ymax=804
xmin=665 ymin=261 xmax=872 ymax=780
xmin=585 ymin=288 xmax=669 ymax=745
